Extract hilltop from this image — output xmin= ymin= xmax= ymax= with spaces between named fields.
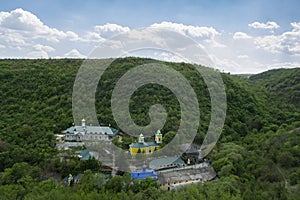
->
xmin=250 ymin=68 xmax=300 ymax=109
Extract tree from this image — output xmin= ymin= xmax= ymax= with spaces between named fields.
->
xmin=0 ymin=162 xmax=32 ymax=185
xmin=104 ymin=176 xmax=124 ymax=193
xmin=161 ymin=131 xmax=176 ymax=147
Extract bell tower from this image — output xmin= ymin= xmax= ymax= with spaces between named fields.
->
xmin=81 ymin=118 xmax=86 ymax=127
xmin=155 ymin=130 xmax=162 ymax=144
xmin=138 ymin=133 xmax=145 ymax=143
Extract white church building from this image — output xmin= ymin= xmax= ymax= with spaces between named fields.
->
xmin=62 ymin=119 xmax=118 ymax=141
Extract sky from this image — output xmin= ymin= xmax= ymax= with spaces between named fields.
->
xmin=0 ymin=0 xmax=300 ymax=73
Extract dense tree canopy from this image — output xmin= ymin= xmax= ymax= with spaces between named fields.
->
xmin=0 ymin=58 xmax=299 ymax=199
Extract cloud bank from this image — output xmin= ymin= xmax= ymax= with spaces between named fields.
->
xmin=0 ymin=8 xmax=299 ymax=73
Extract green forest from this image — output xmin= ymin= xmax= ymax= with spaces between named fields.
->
xmin=0 ymin=58 xmax=299 ymax=199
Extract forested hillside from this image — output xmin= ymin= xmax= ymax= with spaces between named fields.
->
xmin=250 ymin=68 xmax=300 ymax=109
xmin=0 ymin=58 xmax=299 ymax=199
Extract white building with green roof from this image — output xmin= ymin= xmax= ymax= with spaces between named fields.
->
xmin=62 ymin=119 xmax=118 ymax=141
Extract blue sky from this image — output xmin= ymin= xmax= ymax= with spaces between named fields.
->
xmin=0 ymin=0 xmax=300 ymax=73
xmin=2 ymin=0 xmax=299 ymax=31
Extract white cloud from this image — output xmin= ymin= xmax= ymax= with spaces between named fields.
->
xmin=248 ymin=21 xmax=280 ymax=30
xmin=266 ymin=62 xmax=300 ymax=69
xmin=28 ymin=50 xmax=49 ymax=58
xmin=126 ymin=50 xmax=186 ymax=63
xmin=64 ymin=49 xmax=86 ymax=58
xmin=208 ymin=54 xmax=242 ymax=72
xmin=0 ymin=31 xmax=27 ymax=47
xmin=291 ymin=22 xmax=300 ymax=30
xmin=150 ymin=21 xmax=225 ymax=49
xmin=150 ymin=21 xmax=219 ymax=39
xmin=254 ymin=35 xmax=281 ymax=53
xmin=237 ymin=55 xmax=249 ymax=59
xmin=66 ymin=31 xmax=80 ymax=41
xmin=233 ymin=32 xmax=252 ymax=39
xmin=0 ymin=8 xmax=83 ymax=58
xmin=0 ymin=8 xmax=299 ymax=74
xmin=33 ymin=44 xmax=55 ymax=53
xmin=254 ymin=22 xmax=300 ymax=55
xmin=82 ymin=31 xmax=104 ymax=42
xmin=94 ymin=23 xmax=130 ymax=38
xmin=0 ymin=8 xmax=44 ymax=31
xmin=0 ymin=8 xmax=80 ymax=44
xmin=80 ymin=23 xmax=129 ymax=43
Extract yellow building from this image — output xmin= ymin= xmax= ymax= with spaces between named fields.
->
xmin=129 ymin=130 xmax=163 ymax=156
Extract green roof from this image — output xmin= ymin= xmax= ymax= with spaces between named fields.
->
xmin=146 ymin=142 xmax=160 ymax=147
xmin=130 ymin=142 xmax=149 ymax=148
xmin=129 ymin=141 xmax=160 ymax=148
xmin=149 ymin=156 xmax=185 ymax=167
xmin=62 ymin=125 xmax=117 ymax=135
xmin=156 ymin=130 xmax=162 ymax=136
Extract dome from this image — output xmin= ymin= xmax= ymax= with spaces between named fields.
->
xmin=156 ymin=130 xmax=162 ymax=136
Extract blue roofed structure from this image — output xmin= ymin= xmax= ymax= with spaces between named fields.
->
xmin=131 ymin=165 xmax=158 ymax=181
